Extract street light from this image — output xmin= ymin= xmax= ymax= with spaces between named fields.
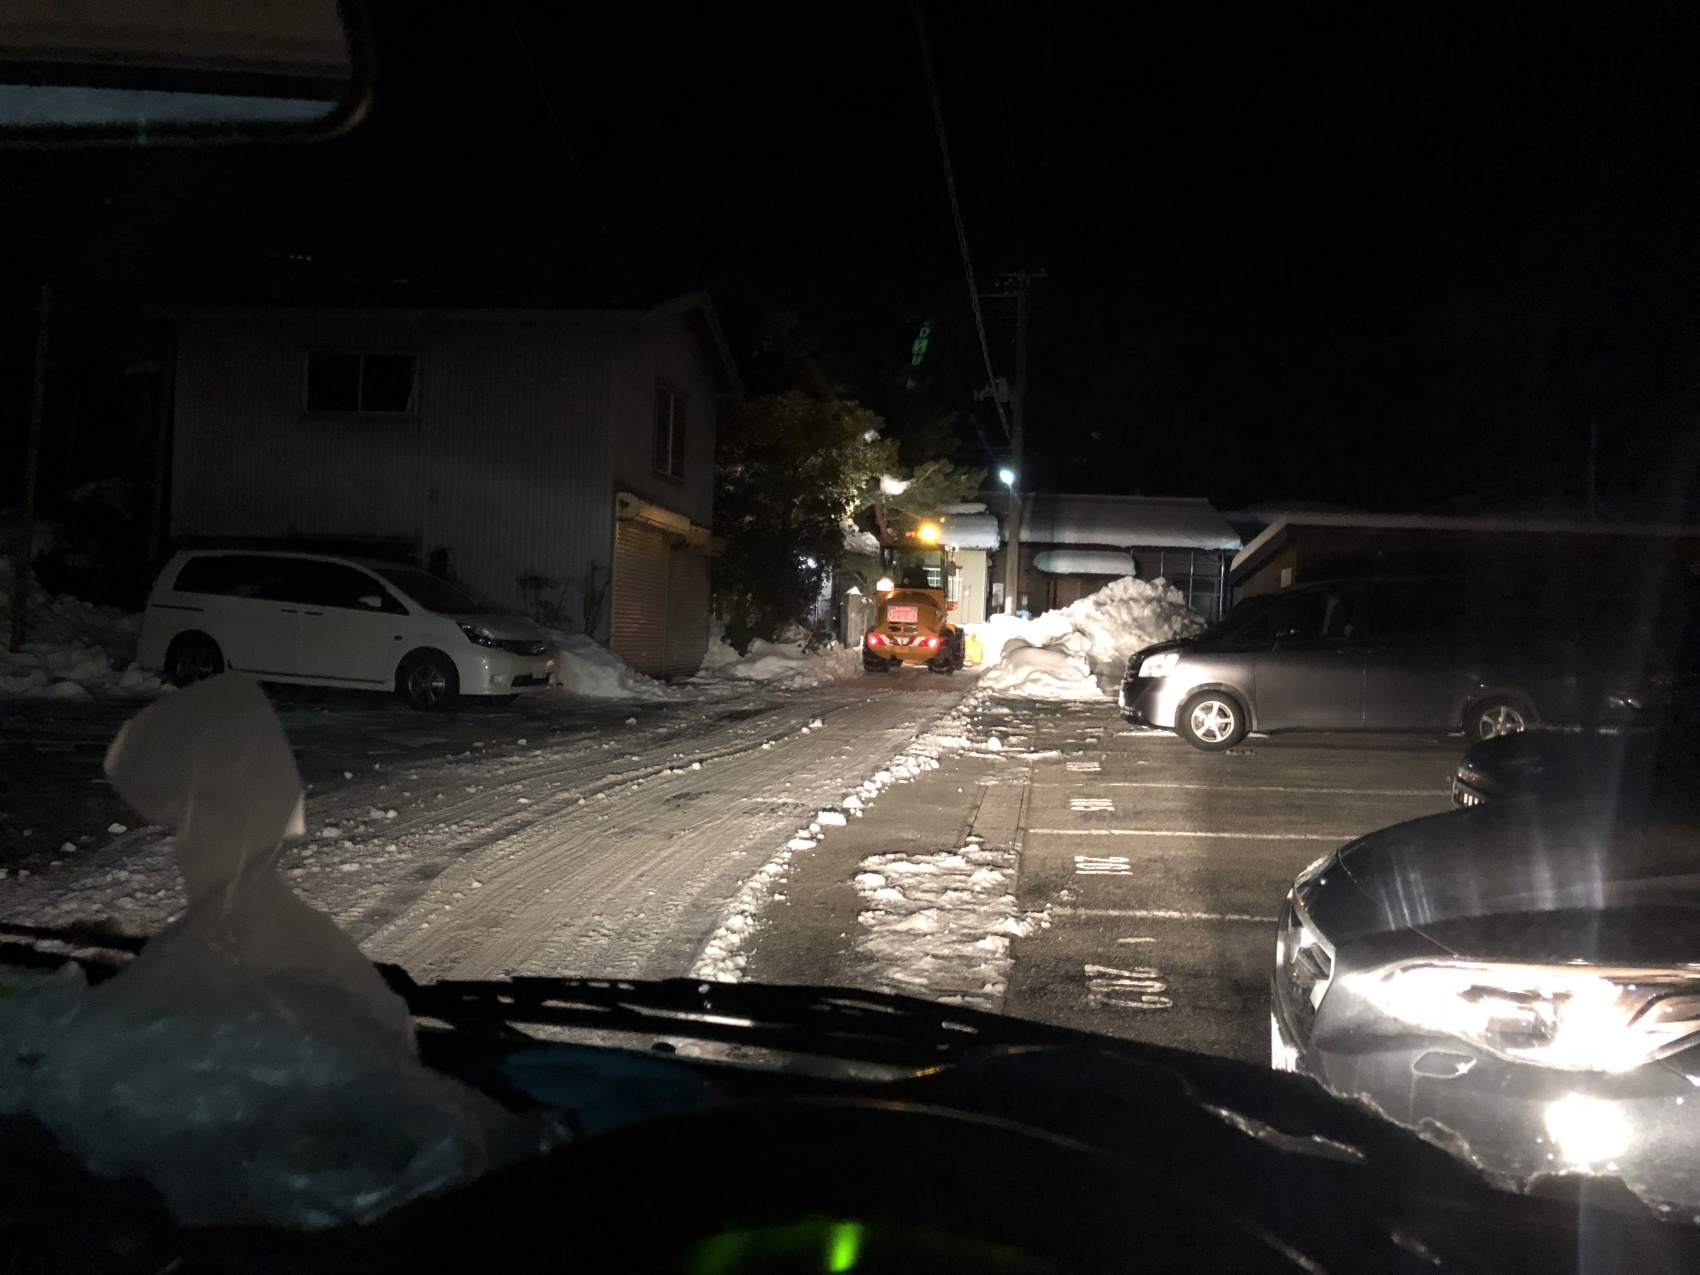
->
xmin=998 ymin=467 xmax=1016 ymax=487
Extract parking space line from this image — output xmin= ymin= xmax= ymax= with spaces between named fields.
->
xmin=1032 ymin=828 xmax=1348 ymax=841
xmin=1058 ymin=907 xmax=1279 ymax=923
xmin=1091 ymin=782 xmax=1445 ymax=796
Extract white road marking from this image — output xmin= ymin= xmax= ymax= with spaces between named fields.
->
xmin=1059 ymin=907 xmax=1278 ymax=923
xmin=1066 ymin=760 xmax=1101 ymax=772
xmin=1097 ymin=781 xmax=1444 ymax=796
xmin=1069 ymin=796 xmax=1114 ymax=812
xmin=1085 ymin=962 xmax=1172 ymax=1010
xmin=1036 ymin=828 xmax=1348 ymax=841
xmin=1074 ymin=855 xmax=1131 ymax=874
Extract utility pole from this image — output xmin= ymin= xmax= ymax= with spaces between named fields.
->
xmin=1586 ymin=418 xmax=1599 ymax=521
xmin=9 ymin=284 xmax=50 ymax=653
xmin=993 ymin=269 xmax=1042 ymax=614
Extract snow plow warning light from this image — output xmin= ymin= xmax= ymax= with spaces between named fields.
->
xmin=876 ymin=577 xmax=894 ymax=593
xmin=917 ymin=522 xmax=941 ymax=543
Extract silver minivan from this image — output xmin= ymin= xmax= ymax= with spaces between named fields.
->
xmin=1121 ymin=580 xmax=1631 ymax=750
xmin=137 ymin=550 xmax=555 ymax=710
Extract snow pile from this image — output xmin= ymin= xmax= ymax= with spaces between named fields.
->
xmin=849 ymin=838 xmax=1048 ymax=1008
xmin=693 ymin=637 xmax=859 ymax=689
xmin=545 ymin=632 xmax=678 ymax=700
xmin=969 ymin=576 xmax=1204 ymax=674
xmin=977 ymin=644 xmax=1102 ymax=701
xmin=691 ymin=694 xmax=978 ymax=981
xmin=0 ymin=558 xmax=162 ymax=699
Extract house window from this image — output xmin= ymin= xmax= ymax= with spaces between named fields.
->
xmin=304 ymin=352 xmax=418 ymax=414
xmin=653 ymin=381 xmax=687 ymax=479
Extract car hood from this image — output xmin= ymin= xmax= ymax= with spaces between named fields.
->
xmin=1325 ymin=804 xmax=1700 ymax=963
xmin=446 ymin=613 xmax=549 ymax=642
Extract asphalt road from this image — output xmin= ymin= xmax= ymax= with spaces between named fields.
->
xmin=747 ymin=698 xmax=1459 ymax=1066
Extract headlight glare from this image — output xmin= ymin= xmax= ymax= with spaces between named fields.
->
xmin=1362 ymin=960 xmax=1700 ymax=1072
xmin=1138 ymin=650 xmax=1180 ymax=679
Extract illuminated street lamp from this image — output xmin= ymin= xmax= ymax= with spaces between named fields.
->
xmin=998 ymin=467 xmax=1016 ymax=488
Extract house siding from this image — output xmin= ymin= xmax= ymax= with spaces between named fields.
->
xmin=170 ymin=313 xmax=625 ymax=624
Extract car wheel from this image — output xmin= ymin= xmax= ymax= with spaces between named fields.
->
xmin=1466 ymin=696 xmax=1530 ymax=741
xmin=398 ymin=650 xmax=460 ymax=711
xmin=1178 ymin=689 xmax=1247 ymax=751
xmin=165 ymin=632 xmax=224 ymax=687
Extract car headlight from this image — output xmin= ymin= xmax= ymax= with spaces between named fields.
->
xmin=1360 ymin=960 xmax=1700 ymax=1072
xmin=458 ymin=623 xmax=500 ymax=649
xmin=1137 ymin=650 xmax=1180 ymax=679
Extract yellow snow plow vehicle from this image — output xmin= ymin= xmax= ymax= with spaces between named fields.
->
xmin=861 ymin=525 xmax=967 ymax=675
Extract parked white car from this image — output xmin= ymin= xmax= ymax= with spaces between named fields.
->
xmin=137 ymin=550 xmax=555 ymax=710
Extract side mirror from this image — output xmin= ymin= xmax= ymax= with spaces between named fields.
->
xmin=0 ymin=0 xmax=373 ymax=147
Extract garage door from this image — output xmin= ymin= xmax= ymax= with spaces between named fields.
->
xmin=666 ymin=547 xmax=710 ymax=676
xmin=612 ymin=520 xmax=713 ymax=679
xmin=612 ymin=520 xmax=669 ymax=676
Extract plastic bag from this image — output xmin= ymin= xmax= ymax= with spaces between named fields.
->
xmin=0 ymin=674 xmax=542 ymax=1229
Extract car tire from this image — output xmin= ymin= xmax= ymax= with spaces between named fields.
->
xmin=1178 ymin=689 xmax=1248 ymax=751
xmin=397 ymin=650 xmax=460 ymax=711
xmin=862 ymin=653 xmax=893 ymax=674
xmin=1465 ymin=696 xmax=1531 ymax=741
xmin=164 ymin=632 xmax=224 ymax=687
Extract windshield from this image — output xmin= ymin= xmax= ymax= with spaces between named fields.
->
xmin=7 ymin=0 xmax=1700 ymax=1250
xmin=372 ymin=565 xmax=493 ymax=616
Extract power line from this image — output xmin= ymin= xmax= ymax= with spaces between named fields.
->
xmin=500 ymin=2 xmax=638 ymax=302
xmin=911 ymin=0 xmax=1010 ymax=441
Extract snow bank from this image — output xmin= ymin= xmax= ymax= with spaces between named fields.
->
xmin=965 ymin=575 xmax=1206 ymax=700
xmin=0 ymin=558 xmax=163 ymax=699
xmin=968 ymin=575 xmax=1205 ymax=674
xmin=849 ymin=839 xmax=1048 ymax=1008
xmin=977 ymin=644 xmax=1102 ymax=701
xmin=693 ymin=637 xmax=859 ymax=689
xmin=545 ymin=632 xmax=678 ymax=701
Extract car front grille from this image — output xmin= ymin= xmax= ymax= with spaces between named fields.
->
xmin=1277 ymin=896 xmax=1335 ymax=1045
xmin=495 ymin=638 xmax=550 ymax=657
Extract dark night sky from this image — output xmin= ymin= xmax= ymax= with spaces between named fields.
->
xmin=6 ymin=2 xmax=1700 ymax=517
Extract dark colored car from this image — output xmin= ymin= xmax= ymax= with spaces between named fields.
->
xmin=1272 ymin=794 xmax=1700 ymax=1218
xmin=1124 ymin=578 xmax=1662 ymax=750
xmin=1452 ymin=691 xmax=1700 ymax=808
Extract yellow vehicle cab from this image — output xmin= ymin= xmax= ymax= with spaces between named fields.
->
xmin=862 ymin=536 xmax=966 ymax=675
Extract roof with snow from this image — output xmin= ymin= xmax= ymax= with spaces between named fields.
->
xmin=1010 ymin=494 xmax=1241 ymax=551
xmin=939 ymin=513 xmax=1000 ymax=550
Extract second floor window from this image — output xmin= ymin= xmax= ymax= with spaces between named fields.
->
xmin=654 ymin=381 xmax=687 ymax=479
xmin=305 ymin=351 xmax=418 ymax=414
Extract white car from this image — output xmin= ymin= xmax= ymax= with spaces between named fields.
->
xmin=137 ymin=550 xmax=555 ymax=710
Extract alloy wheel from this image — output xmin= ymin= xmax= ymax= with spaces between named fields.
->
xmin=1189 ymin=699 xmax=1237 ymax=744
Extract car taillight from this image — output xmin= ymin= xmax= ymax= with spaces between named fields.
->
xmin=866 ymin=632 xmax=885 ymax=647
xmin=923 ymin=636 xmax=940 ymax=648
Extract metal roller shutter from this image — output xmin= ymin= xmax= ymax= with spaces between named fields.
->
xmin=612 ymin=520 xmax=669 ymax=676
xmin=666 ymin=547 xmax=711 ymax=676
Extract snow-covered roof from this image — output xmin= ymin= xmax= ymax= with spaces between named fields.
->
xmin=1034 ymin=548 xmax=1137 ymax=576
xmin=1231 ymin=511 xmax=1700 ymax=579
xmin=939 ymin=514 xmax=1000 ymax=550
xmin=1013 ymin=494 xmax=1240 ymax=551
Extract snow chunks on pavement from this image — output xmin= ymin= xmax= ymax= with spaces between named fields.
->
xmin=850 ymin=841 xmax=1047 ymax=1009
xmin=690 ymin=692 xmax=977 ymax=982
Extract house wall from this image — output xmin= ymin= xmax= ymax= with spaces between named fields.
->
xmin=171 ymin=312 xmax=640 ymax=625
xmin=609 ymin=318 xmax=717 ymax=529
